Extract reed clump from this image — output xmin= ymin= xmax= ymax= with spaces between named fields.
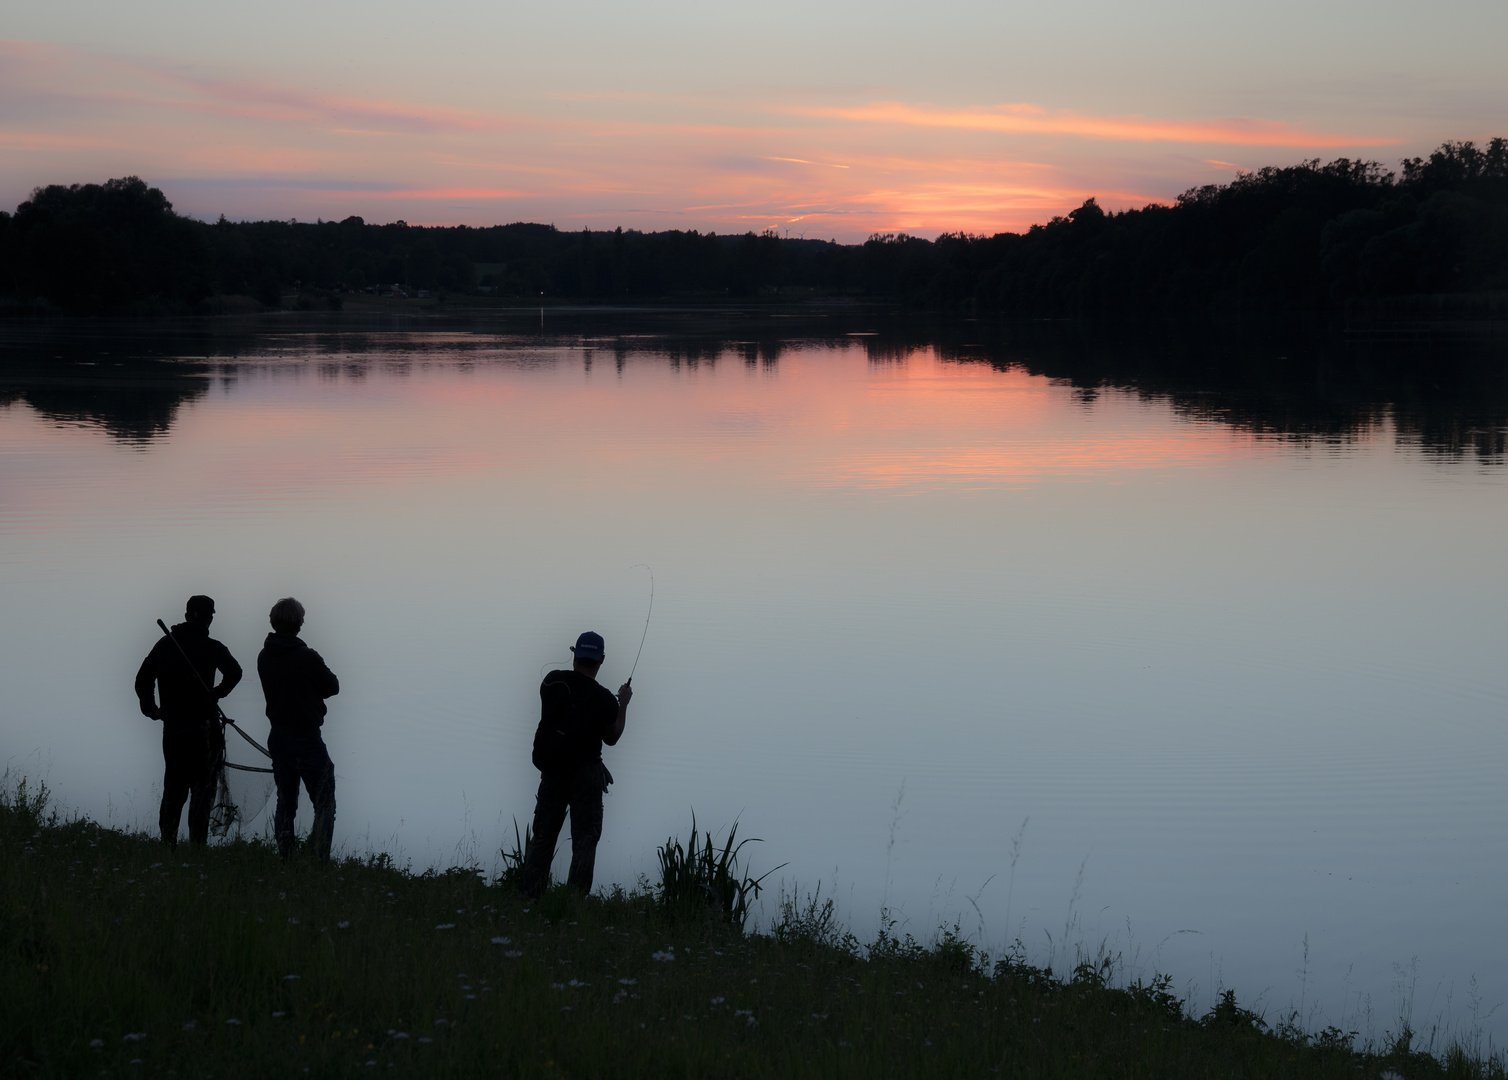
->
xmin=654 ymin=813 xmax=780 ymax=930
xmin=2 ymin=781 xmax=1500 ymax=1079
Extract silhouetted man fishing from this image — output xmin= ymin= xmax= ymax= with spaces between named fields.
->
xmin=521 ymin=631 xmax=632 ymax=899
xmin=257 ymin=597 xmax=340 ymax=863
xmin=134 ymin=595 xmax=242 ymax=849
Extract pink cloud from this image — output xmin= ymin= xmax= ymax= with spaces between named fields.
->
xmin=797 ymin=100 xmax=1396 ymax=149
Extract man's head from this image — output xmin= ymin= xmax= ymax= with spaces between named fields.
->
xmin=571 ymin=630 xmax=604 ymax=677
xmin=269 ymin=597 xmax=305 ymax=635
xmin=185 ymin=595 xmax=215 ymax=626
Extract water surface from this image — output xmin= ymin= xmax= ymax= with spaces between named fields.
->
xmin=3 ymin=312 xmax=1506 ymax=1044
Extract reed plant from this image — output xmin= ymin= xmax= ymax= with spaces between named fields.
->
xmin=3 ymin=778 xmax=1501 ymax=1079
xmin=654 ymin=813 xmax=781 ymax=930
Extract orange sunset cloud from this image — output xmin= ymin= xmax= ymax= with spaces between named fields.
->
xmin=797 ymin=101 xmax=1395 ymax=149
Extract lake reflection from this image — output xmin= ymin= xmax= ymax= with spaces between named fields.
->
xmin=2 ymin=312 xmax=1507 ymax=1042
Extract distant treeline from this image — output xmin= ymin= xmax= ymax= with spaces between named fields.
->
xmin=1 ymin=138 xmax=1505 ymax=315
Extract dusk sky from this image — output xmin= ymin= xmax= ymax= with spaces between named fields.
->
xmin=4 ymin=0 xmax=1506 ymax=240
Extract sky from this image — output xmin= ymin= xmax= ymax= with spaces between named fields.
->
xmin=2 ymin=0 xmax=1507 ymax=240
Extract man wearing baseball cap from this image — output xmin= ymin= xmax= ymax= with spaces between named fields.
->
xmin=521 ymin=630 xmax=632 ymax=898
xmin=134 ymin=594 xmax=242 ymax=848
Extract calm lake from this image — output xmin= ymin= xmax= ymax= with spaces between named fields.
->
xmin=3 ymin=310 xmax=1506 ymax=1044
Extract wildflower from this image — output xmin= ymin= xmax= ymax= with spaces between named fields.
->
xmin=551 ymin=983 xmax=566 ymax=991
xmin=618 ymin=978 xmax=637 ymax=985
xmin=734 ymin=1010 xmax=753 ymax=1018
xmin=123 ymin=1033 xmax=147 ymax=1042
xmin=567 ymin=979 xmax=588 ymax=988
xmin=711 ymin=997 xmax=725 ymax=1005
xmin=417 ymin=1037 xmax=432 ymax=1045
xmin=338 ymin=921 xmax=351 ymax=929
xmin=284 ymin=974 xmax=301 ymax=981
xmin=435 ymin=924 xmax=456 ymax=930
xmin=504 ymin=950 xmax=523 ymax=958
xmin=288 ymin=918 xmax=299 ymax=925
xmin=491 ymin=936 xmax=511 ymax=945
xmin=226 ymin=1018 xmax=242 ymax=1026
xmin=89 ymin=1039 xmax=104 ymax=1049
xmin=651 ymin=950 xmax=674 ymax=962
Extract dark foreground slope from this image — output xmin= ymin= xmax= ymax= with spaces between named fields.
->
xmin=2 ymin=784 xmax=1496 ymax=1080
xmin=1 ymin=139 xmax=1506 ymax=316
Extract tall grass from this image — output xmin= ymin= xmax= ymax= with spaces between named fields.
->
xmin=3 ymin=779 xmax=1503 ymax=1079
xmin=654 ymin=812 xmax=781 ymax=930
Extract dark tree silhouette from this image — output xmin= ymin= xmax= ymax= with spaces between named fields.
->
xmin=2 ymin=141 xmax=1506 ymax=315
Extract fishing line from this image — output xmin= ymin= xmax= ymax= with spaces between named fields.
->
xmin=627 ymin=564 xmax=654 ymax=683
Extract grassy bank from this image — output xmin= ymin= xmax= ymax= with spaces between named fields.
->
xmin=2 ymin=782 xmax=1496 ymax=1079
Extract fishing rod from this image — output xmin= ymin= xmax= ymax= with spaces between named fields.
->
xmin=627 ymin=564 xmax=653 ymax=685
xmin=155 ymin=619 xmax=273 ymax=773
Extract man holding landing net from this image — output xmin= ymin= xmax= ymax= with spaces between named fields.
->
xmin=134 ymin=594 xmax=242 ymax=848
xmin=522 ymin=631 xmax=632 ymax=899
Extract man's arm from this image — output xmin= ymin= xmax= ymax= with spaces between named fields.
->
xmin=214 ymin=644 xmax=243 ymax=700
xmin=134 ymin=648 xmax=161 ymax=719
xmin=603 ymin=682 xmax=631 ymax=746
xmin=308 ymin=650 xmax=340 ymax=699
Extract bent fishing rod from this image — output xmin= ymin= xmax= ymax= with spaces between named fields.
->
xmin=626 ymin=563 xmax=654 ymax=687
xmin=155 ymin=619 xmax=273 ymax=773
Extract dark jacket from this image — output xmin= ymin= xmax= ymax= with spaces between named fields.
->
xmin=533 ymin=669 xmax=617 ymax=776
xmin=257 ymin=632 xmax=339 ymax=737
xmin=134 ymin=623 xmax=242 ymax=734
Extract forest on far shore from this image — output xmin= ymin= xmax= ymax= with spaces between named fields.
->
xmin=1 ymin=138 xmax=1505 ymax=317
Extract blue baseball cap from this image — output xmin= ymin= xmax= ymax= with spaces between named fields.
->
xmin=571 ymin=631 xmax=605 ymax=661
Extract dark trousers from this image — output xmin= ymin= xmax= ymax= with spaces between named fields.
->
xmin=269 ymin=732 xmax=336 ymax=863
xmin=521 ymin=762 xmax=605 ymax=898
xmin=160 ymin=728 xmax=214 ymax=847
